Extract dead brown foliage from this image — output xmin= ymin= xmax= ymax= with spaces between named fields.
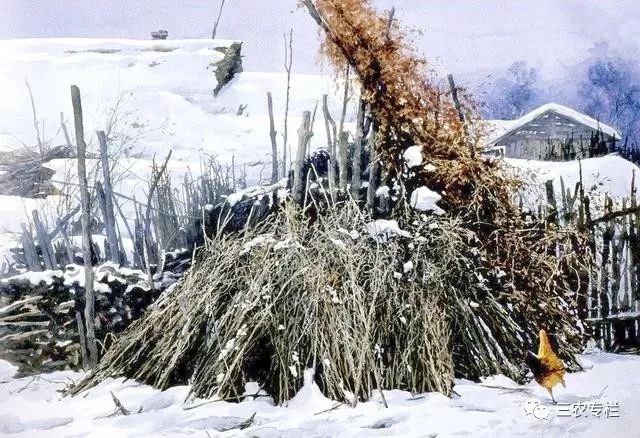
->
xmin=302 ymin=0 xmax=518 ymax=216
xmin=301 ymin=0 xmax=588 ymax=373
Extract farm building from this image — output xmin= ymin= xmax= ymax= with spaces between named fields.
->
xmin=486 ymin=103 xmax=621 ymax=161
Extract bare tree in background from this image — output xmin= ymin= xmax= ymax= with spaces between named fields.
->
xmin=282 ymin=29 xmax=293 ymax=177
xmin=211 ymin=0 xmax=227 ymax=39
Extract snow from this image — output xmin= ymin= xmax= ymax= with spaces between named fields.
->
xmin=375 ymin=186 xmax=390 ymax=197
xmin=223 ymin=178 xmax=288 ymax=207
xmin=403 ymin=146 xmax=423 ymax=168
xmin=505 ymin=154 xmax=640 ymax=212
xmin=0 ymin=196 xmax=57 ymax=234
xmin=424 ymin=163 xmax=437 ymax=173
xmin=366 ymin=220 xmax=412 ymax=243
xmin=0 ymin=38 xmax=351 ymax=164
xmin=410 ymin=186 xmax=445 ymax=214
xmin=0 ymin=351 xmax=638 ymax=437
xmin=0 ymin=269 xmax=64 ymax=287
xmin=486 ymin=103 xmax=622 ymax=146
xmin=239 ymin=234 xmax=276 ymax=256
xmin=0 ymin=38 xmax=357 ymax=269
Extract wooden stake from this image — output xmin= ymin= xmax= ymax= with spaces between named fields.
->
xmin=267 ymin=92 xmax=279 ymax=183
xmin=293 ymin=111 xmax=312 ymax=203
xmin=351 ymin=98 xmax=366 ymax=199
xmin=71 ymin=84 xmax=98 ymax=369
xmin=97 ymin=130 xmax=120 ymax=264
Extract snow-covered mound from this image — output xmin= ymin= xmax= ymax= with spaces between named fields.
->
xmin=0 ymin=38 xmax=356 ymax=271
xmin=505 ymin=154 xmax=640 ymax=212
xmin=0 ymin=38 xmax=348 ymax=166
xmin=0 ymin=352 xmax=638 ymax=437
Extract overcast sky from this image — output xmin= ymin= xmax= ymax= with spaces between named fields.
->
xmin=2 ymin=0 xmax=639 ymax=80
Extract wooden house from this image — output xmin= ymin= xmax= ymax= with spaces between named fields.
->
xmin=485 ymin=103 xmax=621 ymax=161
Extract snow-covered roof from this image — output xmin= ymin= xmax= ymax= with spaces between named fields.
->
xmin=486 ymin=103 xmax=622 ymax=145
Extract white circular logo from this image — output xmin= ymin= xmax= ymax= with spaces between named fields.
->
xmin=523 ymin=398 xmax=550 ymax=420
xmin=533 ymin=404 xmax=550 ymax=420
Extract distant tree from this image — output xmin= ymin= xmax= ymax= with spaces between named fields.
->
xmin=485 ymin=61 xmax=543 ymax=119
xmin=578 ymin=50 xmax=640 ymax=148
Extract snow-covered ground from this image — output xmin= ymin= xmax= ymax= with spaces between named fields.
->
xmin=0 ymin=38 xmax=350 ymax=166
xmin=0 ymin=38 xmax=356 ymax=270
xmin=505 ymin=154 xmax=640 ymax=212
xmin=0 ymin=351 xmax=637 ymax=437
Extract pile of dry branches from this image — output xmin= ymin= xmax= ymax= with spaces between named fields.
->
xmin=69 ymin=0 xmax=589 ymax=405
xmin=71 ymin=202 xmax=453 ymax=402
xmin=71 ymin=198 xmax=585 ymax=403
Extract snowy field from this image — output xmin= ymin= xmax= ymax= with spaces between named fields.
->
xmin=0 ymin=38 xmax=348 ymax=166
xmin=0 ymin=38 xmax=355 ymax=268
xmin=0 ymin=351 xmax=638 ymax=437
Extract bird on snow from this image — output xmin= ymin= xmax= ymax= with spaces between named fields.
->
xmin=525 ymin=329 xmax=566 ymax=403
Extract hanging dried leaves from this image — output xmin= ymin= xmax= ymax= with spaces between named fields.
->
xmin=301 ymin=0 xmax=517 ymax=217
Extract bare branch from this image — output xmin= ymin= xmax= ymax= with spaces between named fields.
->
xmin=211 ymin=0 xmax=228 ymax=39
xmin=25 ymin=80 xmax=44 ymax=157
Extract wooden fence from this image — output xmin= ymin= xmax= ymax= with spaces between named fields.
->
xmin=7 ymin=87 xmax=377 ymax=278
xmin=543 ymin=170 xmax=640 ymax=351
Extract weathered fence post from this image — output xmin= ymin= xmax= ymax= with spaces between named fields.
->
xmin=56 ymin=218 xmax=76 ymax=266
xmin=31 ymin=210 xmax=56 ymax=270
xmin=97 ymin=130 xmax=120 ymax=264
xmin=338 ymin=131 xmax=349 ymax=191
xmin=447 ymin=74 xmax=464 ymax=123
xmin=20 ymin=224 xmax=40 ymax=271
xmin=322 ymin=94 xmax=338 ymax=189
xmin=367 ymin=128 xmax=381 ymax=213
xmin=351 ymin=98 xmax=365 ymax=199
xmin=293 ymin=111 xmax=312 ymax=203
xmin=95 ymin=182 xmax=113 ymax=261
xmin=267 ymin=92 xmax=279 ymax=183
xmin=544 ymin=180 xmax=558 ymax=227
xmin=71 ymin=84 xmax=98 ymax=369
xmin=143 ymin=151 xmax=172 ymax=290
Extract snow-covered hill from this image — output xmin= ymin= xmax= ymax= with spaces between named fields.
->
xmin=0 ymin=38 xmax=353 ymax=268
xmin=0 ymin=38 xmax=348 ymax=166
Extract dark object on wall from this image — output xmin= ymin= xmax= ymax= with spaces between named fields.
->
xmin=151 ymin=30 xmax=169 ymax=40
xmin=212 ymin=42 xmax=243 ymax=96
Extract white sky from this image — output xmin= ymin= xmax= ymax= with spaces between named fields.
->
xmin=1 ymin=0 xmax=638 ymax=80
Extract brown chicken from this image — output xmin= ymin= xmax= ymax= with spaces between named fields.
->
xmin=525 ymin=329 xmax=566 ymax=403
